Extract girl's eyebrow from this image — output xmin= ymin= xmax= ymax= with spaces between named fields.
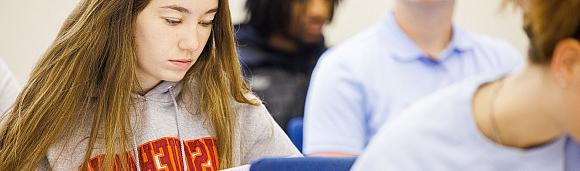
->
xmin=160 ymin=5 xmax=191 ymax=14
xmin=160 ymin=5 xmax=218 ymax=15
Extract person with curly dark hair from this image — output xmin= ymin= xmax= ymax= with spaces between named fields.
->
xmin=235 ymin=0 xmax=342 ymax=130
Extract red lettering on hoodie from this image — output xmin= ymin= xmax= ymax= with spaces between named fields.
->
xmin=84 ymin=137 xmax=218 ymax=171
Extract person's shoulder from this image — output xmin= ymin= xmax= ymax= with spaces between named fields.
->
xmin=352 ymin=79 xmax=479 ymax=170
xmin=461 ymin=31 xmax=524 ymax=70
xmin=464 ymin=31 xmax=521 ymax=55
xmin=391 ymin=74 xmax=498 ymax=130
xmin=233 ymin=92 xmax=262 ymax=111
xmin=360 ymin=75 xmax=496 ymax=161
xmin=414 ymin=73 xmax=499 ymax=106
xmin=232 ymin=93 xmax=271 ymax=124
xmin=232 ymin=92 xmax=287 ymax=145
xmin=354 ymin=75 xmax=505 ymax=171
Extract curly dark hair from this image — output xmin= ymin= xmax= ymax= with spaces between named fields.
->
xmin=244 ymin=0 xmax=342 ymax=38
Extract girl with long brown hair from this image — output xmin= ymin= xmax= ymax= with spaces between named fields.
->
xmin=0 ymin=0 xmax=300 ymax=170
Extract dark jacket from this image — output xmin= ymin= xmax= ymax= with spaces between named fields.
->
xmin=235 ymin=24 xmax=326 ymax=130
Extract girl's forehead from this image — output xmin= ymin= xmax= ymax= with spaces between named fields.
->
xmin=149 ymin=0 xmax=219 ymax=11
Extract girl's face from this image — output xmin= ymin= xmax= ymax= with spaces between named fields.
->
xmin=134 ymin=0 xmax=218 ymax=90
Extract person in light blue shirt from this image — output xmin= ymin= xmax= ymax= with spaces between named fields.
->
xmin=303 ymin=0 xmax=523 ymax=156
xmin=352 ymin=0 xmax=580 ymax=170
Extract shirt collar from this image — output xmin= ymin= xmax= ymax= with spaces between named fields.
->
xmin=380 ymin=12 xmax=475 ymax=62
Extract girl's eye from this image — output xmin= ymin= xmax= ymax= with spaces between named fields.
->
xmin=164 ymin=18 xmax=182 ymax=25
xmin=199 ymin=20 xmax=214 ymax=27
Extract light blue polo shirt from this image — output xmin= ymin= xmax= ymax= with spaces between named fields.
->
xmin=303 ymin=12 xmax=523 ymax=155
xmin=351 ymin=73 xmax=580 ymax=171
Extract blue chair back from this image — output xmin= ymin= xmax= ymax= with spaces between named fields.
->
xmin=250 ymin=157 xmax=357 ymax=171
xmin=287 ymin=117 xmax=303 ymax=152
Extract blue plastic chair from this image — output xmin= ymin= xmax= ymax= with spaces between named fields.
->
xmin=250 ymin=157 xmax=357 ymax=171
xmin=287 ymin=117 xmax=303 ymax=152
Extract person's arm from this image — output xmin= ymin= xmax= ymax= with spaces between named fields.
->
xmin=238 ymin=102 xmax=302 ymax=165
xmin=303 ymin=50 xmax=367 ymax=157
xmin=0 ymin=59 xmax=20 ymax=114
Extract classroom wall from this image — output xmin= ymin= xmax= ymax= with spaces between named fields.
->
xmin=0 ymin=0 xmax=526 ymax=82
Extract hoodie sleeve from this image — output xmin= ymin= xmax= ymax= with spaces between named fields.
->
xmin=236 ymin=102 xmax=302 ymax=165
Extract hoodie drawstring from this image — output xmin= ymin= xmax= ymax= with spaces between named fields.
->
xmin=132 ymin=86 xmax=188 ymax=171
xmin=169 ymin=87 xmax=189 ymax=171
xmin=133 ymin=134 xmax=142 ymax=171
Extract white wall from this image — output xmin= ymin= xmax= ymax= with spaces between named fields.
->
xmin=0 ymin=0 xmax=526 ymax=83
xmin=0 ymin=0 xmax=78 ymax=82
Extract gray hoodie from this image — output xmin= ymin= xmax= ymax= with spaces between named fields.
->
xmin=40 ymin=81 xmax=301 ymax=170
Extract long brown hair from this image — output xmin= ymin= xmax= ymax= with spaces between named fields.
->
xmin=0 ymin=0 xmax=257 ymax=170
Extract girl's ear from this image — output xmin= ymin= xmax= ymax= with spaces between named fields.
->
xmin=550 ymin=38 xmax=580 ymax=88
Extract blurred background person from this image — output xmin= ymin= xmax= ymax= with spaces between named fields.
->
xmin=353 ymin=0 xmax=580 ymax=170
xmin=235 ymin=0 xmax=342 ymax=130
xmin=304 ymin=0 xmax=523 ymax=157
xmin=0 ymin=58 xmax=19 ymax=114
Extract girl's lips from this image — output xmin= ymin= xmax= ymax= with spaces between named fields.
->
xmin=169 ymin=59 xmax=192 ymax=68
